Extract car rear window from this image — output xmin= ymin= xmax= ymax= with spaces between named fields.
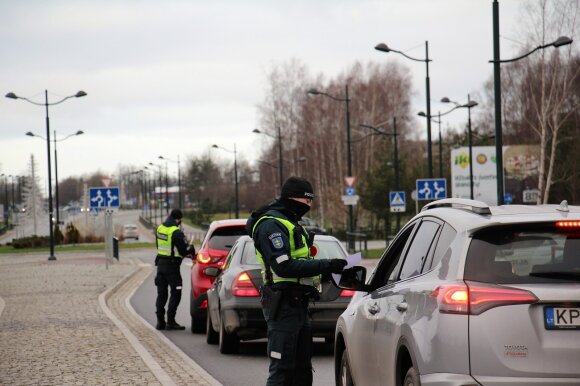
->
xmin=464 ymin=223 xmax=580 ymax=283
xmin=208 ymin=226 xmax=247 ymax=250
xmin=241 ymin=239 xmax=346 ymax=265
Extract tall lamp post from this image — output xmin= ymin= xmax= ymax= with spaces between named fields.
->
xmin=252 ymin=127 xmax=283 ymax=191
xmin=307 ymin=86 xmax=355 ymax=251
xmin=375 ymin=41 xmax=433 ymax=178
xmin=6 ymin=90 xmax=87 ymax=261
xmin=441 ymin=96 xmax=478 ymax=199
xmin=159 ymin=155 xmax=182 ymax=209
xmin=360 ymin=118 xmax=400 ymax=231
xmin=26 ymin=130 xmax=84 ymax=226
xmin=212 ymin=144 xmax=239 ymax=218
xmin=149 ymin=162 xmax=164 ymax=223
xmin=490 ymin=1 xmax=572 ymax=205
xmin=1 ymin=174 xmax=7 ymax=226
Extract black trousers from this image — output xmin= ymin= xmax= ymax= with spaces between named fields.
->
xmin=155 ymin=260 xmax=183 ymax=321
xmin=262 ymin=297 xmax=313 ymax=386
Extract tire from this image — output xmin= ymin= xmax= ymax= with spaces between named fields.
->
xmin=403 ymin=366 xmax=420 ymax=386
xmin=191 ymin=314 xmax=206 ymax=334
xmin=339 ymin=349 xmax=354 ymax=386
xmin=206 ymin=311 xmax=218 ymax=345
xmin=218 ymin=313 xmax=239 ymax=354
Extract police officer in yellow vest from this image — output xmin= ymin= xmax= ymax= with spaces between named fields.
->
xmin=247 ymin=176 xmax=347 ymax=386
xmin=155 ymin=209 xmax=195 ymax=330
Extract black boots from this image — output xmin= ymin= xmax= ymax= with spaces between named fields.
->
xmin=156 ymin=318 xmax=166 ymax=330
xmin=166 ymin=319 xmax=186 ymax=330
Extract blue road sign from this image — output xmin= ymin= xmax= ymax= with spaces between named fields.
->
xmin=89 ymin=187 xmax=120 ymax=208
xmin=345 ymin=187 xmax=356 ymax=196
xmin=504 ymin=193 xmax=513 ymax=204
xmin=415 ymin=179 xmax=447 ymax=200
xmin=389 ymin=191 xmax=406 ymax=212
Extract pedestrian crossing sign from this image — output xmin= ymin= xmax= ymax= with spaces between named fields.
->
xmin=389 ymin=191 xmax=406 ymax=213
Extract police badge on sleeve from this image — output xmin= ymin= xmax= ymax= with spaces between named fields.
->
xmin=268 ymin=233 xmax=284 ymax=249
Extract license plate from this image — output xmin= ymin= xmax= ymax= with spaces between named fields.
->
xmin=544 ymin=306 xmax=580 ymax=330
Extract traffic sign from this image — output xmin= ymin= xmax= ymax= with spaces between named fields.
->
xmin=89 ymin=187 xmax=120 ymax=209
xmin=344 ymin=176 xmax=357 ymax=187
xmin=523 ymin=189 xmax=539 ymax=204
xmin=415 ymin=179 xmax=447 ymax=200
xmin=504 ymin=193 xmax=513 ymax=204
xmin=345 ymin=187 xmax=356 ymax=196
xmin=389 ymin=191 xmax=406 ymax=213
xmin=341 ymin=195 xmax=359 ymax=206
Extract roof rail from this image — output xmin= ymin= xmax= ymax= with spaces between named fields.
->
xmin=422 ymin=198 xmax=491 ymax=215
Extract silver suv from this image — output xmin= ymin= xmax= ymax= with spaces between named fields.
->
xmin=335 ymin=198 xmax=580 ymax=386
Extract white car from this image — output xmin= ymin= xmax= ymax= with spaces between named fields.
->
xmin=121 ymin=223 xmax=139 ymax=240
xmin=335 ymin=198 xmax=580 ymax=386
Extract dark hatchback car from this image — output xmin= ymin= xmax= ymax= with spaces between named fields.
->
xmin=205 ymin=234 xmax=354 ymax=354
xmin=190 ymin=219 xmax=247 ymax=333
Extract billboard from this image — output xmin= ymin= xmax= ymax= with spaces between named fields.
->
xmin=451 ymin=145 xmax=540 ymax=205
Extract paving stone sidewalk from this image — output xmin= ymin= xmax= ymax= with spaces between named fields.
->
xmin=0 ymin=251 xmax=218 ymax=386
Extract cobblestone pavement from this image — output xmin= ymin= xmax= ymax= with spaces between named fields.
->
xmin=0 ymin=250 xmax=219 ymax=386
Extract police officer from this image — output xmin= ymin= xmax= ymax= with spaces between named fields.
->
xmin=155 ymin=208 xmax=195 ymax=330
xmin=247 ymin=176 xmax=347 ymax=386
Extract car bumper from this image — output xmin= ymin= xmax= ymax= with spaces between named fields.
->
xmin=222 ymin=307 xmax=266 ymax=340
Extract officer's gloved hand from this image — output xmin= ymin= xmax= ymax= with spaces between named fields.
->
xmin=186 ymin=245 xmax=196 ymax=258
xmin=328 ymin=258 xmax=347 ymax=274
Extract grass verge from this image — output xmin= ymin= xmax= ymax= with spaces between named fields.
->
xmin=0 ymin=242 xmax=155 ymax=254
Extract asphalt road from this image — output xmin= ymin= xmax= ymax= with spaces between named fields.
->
xmin=130 ymin=253 xmax=337 ymax=386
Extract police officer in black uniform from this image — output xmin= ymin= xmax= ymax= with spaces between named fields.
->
xmin=247 ymin=176 xmax=347 ymax=386
xmin=155 ymin=209 xmax=195 ymax=330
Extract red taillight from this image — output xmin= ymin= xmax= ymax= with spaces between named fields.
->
xmin=432 ymin=282 xmax=538 ymax=315
xmin=339 ymin=289 xmax=356 ymax=297
xmin=232 ymin=272 xmax=260 ymax=297
xmin=556 ymin=221 xmax=580 ymax=228
xmin=197 ymin=253 xmax=211 ymax=264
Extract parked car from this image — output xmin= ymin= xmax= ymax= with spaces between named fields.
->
xmin=120 ymin=223 xmax=139 ymax=240
xmin=335 ymin=198 xmax=580 ymax=386
xmin=206 ymin=234 xmax=355 ymax=354
xmin=190 ymin=219 xmax=248 ymax=333
xmin=299 ymin=216 xmax=327 ymax=235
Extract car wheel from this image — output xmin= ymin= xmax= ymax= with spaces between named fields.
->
xmin=206 ymin=311 xmax=218 ymax=345
xmin=218 ymin=313 xmax=239 ymax=354
xmin=403 ymin=366 xmax=420 ymax=386
xmin=191 ymin=314 xmax=206 ymax=334
xmin=339 ymin=349 xmax=354 ymax=386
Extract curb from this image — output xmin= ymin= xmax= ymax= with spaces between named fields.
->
xmin=124 ymin=269 xmax=222 ymax=386
xmin=98 ymin=261 xmax=177 ymax=386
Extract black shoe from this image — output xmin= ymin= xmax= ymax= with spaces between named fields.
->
xmin=156 ymin=320 xmax=166 ymax=330
xmin=166 ymin=321 xmax=185 ymax=330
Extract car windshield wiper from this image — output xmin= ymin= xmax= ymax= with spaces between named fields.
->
xmin=529 ymin=270 xmax=580 ymax=281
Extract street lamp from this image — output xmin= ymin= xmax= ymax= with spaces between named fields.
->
xmin=148 ymin=162 xmax=164 ymax=223
xmin=159 ymin=155 xmax=182 ymax=209
xmin=490 ymin=0 xmax=572 ymax=205
xmin=26 ymin=130 xmax=84 ymax=226
xmin=375 ymin=41 xmax=433 ymax=178
xmin=307 ymin=86 xmax=355 ymax=251
xmin=6 ymin=89 xmax=87 ymax=260
xmin=441 ymin=96 xmax=478 ymax=199
xmin=212 ymin=144 xmax=239 ymax=218
xmin=360 ymin=118 xmax=401 ymax=231
xmin=1 ymin=174 xmax=7 ymax=226
xmin=252 ymin=127 xmax=283 ymax=191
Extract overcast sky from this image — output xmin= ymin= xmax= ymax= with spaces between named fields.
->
xmin=1 ymin=0 xmax=539 ymax=186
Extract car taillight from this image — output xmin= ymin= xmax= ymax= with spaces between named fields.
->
xmin=197 ymin=253 xmax=211 ymax=264
xmin=555 ymin=221 xmax=580 ymax=228
xmin=232 ymin=272 xmax=260 ymax=297
xmin=432 ymin=281 xmax=538 ymax=315
xmin=339 ymin=289 xmax=356 ymax=297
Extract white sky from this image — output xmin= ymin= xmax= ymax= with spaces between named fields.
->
xmin=0 ymin=0 xmax=538 ymax=185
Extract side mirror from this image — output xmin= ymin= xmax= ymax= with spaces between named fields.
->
xmin=338 ymin=266 xmax=368 ymax=291
xmin=204 ymin=267 xmax=222 ymax=277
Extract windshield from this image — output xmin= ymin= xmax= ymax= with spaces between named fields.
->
xmin=464 ymin=223 xmax=580 ymax=283
xmin=207 ymin=226 xmax=247 ymax=251
xmin=241 ymin=239 xmax=346 ymax=265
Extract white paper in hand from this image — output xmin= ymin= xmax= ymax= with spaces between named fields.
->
xmin=332 ymin=252 xmax=362 ymax=285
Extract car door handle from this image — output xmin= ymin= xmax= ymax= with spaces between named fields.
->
xmin=368 ymin=303 xmax=380 ymax=315
xmin=396 ymin=302 xmax=408 ymax=312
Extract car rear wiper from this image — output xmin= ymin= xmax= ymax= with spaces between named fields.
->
xmin=529 ymin=270 xmax=580 ymax=281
